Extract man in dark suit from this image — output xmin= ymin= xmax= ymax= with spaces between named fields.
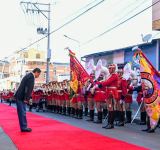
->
xmin=15 ymin=68 xmax=41 ymax=132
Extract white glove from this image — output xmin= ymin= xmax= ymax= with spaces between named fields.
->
xmin=120 ymin=99 xmax=123 ymax=104
xmin=141 ymin=97 xmax=143 ymax=101
xmin=95 ymin=84 xmax=99 ymax=89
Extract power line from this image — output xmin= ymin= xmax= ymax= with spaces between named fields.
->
xmin=152 ymin=31 xmax=160 ymax=39
xmin=78 ymin=0 xmax=141 ymax=37
xmin=56 ymin=0 xmax=99 ymax=24
xmin=2 ymin=0 xmax=106 ymax=60
xmin=81 ymin=0 xmax=160 ymax=46
xmin=59 ymin=0 xmax=147 ymax=55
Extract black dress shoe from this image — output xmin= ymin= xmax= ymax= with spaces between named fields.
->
xmin=106 ymin=124 xmax=114 ymax=129
xmin=93 ymin=120 xmax=102 ymax=123
xmin=117 ymin=122 xmax=124 ymax=126
xmin=93 ymin=120 xmax=99 ymax=123
xmin=102 ymin=124 xmax=108 ymax=128
xmin=136 ymin=121 xmax=142 ymax=125
xmin=148 ymin=128 xmax=155 ymax=133
xmin=125 ymin=119 xmax=131 ymax=124
xmin=142 ymin=127 xmax=150 ymax=132
xmin=86 ymin=118 xmax=94 ymax=121
xmin=115 ymin=118 xmax=119 ymax=121
xmin=139 ymin=121 xmax=146 ymax=125
xmin=21 ymin=128 xmax=32 ymax=132
xmin=137 ymin=121 xmax=146 ymax=125
xmin=66 ymin=113 xmax=70 ymax=116
xmin=76 ymin=116 xmax=83 ymax=119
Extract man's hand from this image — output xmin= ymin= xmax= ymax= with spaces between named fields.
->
xmin=23 ymin=100 xmax=28 ymax=103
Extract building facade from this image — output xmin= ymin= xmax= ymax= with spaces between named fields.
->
xmin=82 ymin=38 xmax=160 ymax=108
xmin=1 ymin=48 xmax=70 ymax=90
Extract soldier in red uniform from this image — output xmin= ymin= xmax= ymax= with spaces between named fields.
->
xmin=134 ymin=84 xmax=146 ymax=125
xmin=72 ymin=95 xmax=78 ymax=118
xmin=93 ymin=74 xmax=105 ymax=123
xmin=65 ymin=80 xmax=71 ymax=116
xmin=86 ymin=73 xmax=95 ymax=121
xmin=76 ymin=83 xmax=85 ymax=119
xmin=125 ymin=78 xmax=133 ymax=123
xmin=51 ymin=83 xmax=56 ymax=113
xmin=61 ymin=81 xmax=66 ymax=115
xmin=8 ymin=90 xmax=13 ymax=106
xmin=116 ymin=69 xmax=127 ymax=126
xmin=99 ymin=64 xmax=118 ymax=129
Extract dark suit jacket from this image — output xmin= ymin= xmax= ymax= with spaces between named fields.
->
xmin=15 ymin=73 xmax=34 ymax=102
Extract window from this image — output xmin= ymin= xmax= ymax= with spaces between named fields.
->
xmin=36 ymin=53 xmax=40 ymax=59
xmin=33 ymin=61 xmax=37 ymax=65
xmin=37 ymin=62 xmax=41 ymax=65
xmin=41 ymin=62 xmax=45 ymax=65
xmin=24 ymin=53 xmax=28 ymax=58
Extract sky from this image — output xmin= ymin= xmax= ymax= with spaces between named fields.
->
xmin=0 ymin=0 xmax=160 ymax=64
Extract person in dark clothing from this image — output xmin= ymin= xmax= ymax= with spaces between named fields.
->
xmin=14 ymin=68 xmax=41 ymax=132
xmin=36 ymin=95 xmax=46 ymax=112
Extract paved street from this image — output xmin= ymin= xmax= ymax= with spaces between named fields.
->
xmin=1 ymin=101 xmax=160 ymax=150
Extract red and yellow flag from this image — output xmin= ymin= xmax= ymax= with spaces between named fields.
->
xmin=136 ymin=51 xmax=160 ymax=129
xmin=69 ymin=50 xmax=90 ymax=102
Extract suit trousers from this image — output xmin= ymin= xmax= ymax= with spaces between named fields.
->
xmin=16 ymin=99 xmax=27 ymax=130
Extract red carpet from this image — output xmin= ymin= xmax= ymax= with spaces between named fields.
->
xmin=0 ymin=103 xmax=149 ymax=150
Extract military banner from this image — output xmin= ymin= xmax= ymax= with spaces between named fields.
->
xmin=69 ymin=50 xmax=90 ymax=102
xmin=134 ymin=50 xmax=160 ymax=129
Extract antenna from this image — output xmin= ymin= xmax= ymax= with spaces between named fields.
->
xmin=141 ymin=34 xmax=152 ymax=43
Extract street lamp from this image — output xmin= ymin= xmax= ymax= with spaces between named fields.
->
xmin=63 ymin=35 xmax=81 ymax=63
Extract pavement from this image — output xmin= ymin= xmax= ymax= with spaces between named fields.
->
xmin=1 ymin=101 xmax=160 ymax=150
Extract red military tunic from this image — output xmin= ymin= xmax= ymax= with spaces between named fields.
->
xmin=48 ymin=94 xmax=52 ymax=101
xmin=65 ymin=91 xmax=70 ymax=100
xmin=101 ymin=73 xmax=118 ymax=98
xmin=60 ymin=94 xmax=65 ymax=100
xmin=117 ymin=77 xmax=127 ymax=101
xmin=8 ymin=91 xmax=13 ymax=97
xmin=51 ymin=92 xmax=55 ymax=99
xmin=94 ymin=81 xmax=106 ymax=102
xmin=87 ymin=83 xmax=94 ymax=98
xmin=55 ymin=93 xmax=57 ymax=99
xmin=136 ymin=89 xmax=143 ymax=102
xmin=77 ymin=85 xmax=84 ymax=101
xmin=125 ymin=86 xmax=133 ymax=103
xmin=72 ymin=96 xmax=77 ymax=103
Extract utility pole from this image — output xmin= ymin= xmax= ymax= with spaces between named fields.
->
xmin=46 ymin=3 xmax=51 ymax=84
xmin=20 ymin=2 xmax=52 ymax=84
xmin=20 ymin=51 xmax=24 ymax=82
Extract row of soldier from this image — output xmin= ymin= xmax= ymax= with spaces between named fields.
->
xmin=1 ymin=63 xmax=160 ymax=133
